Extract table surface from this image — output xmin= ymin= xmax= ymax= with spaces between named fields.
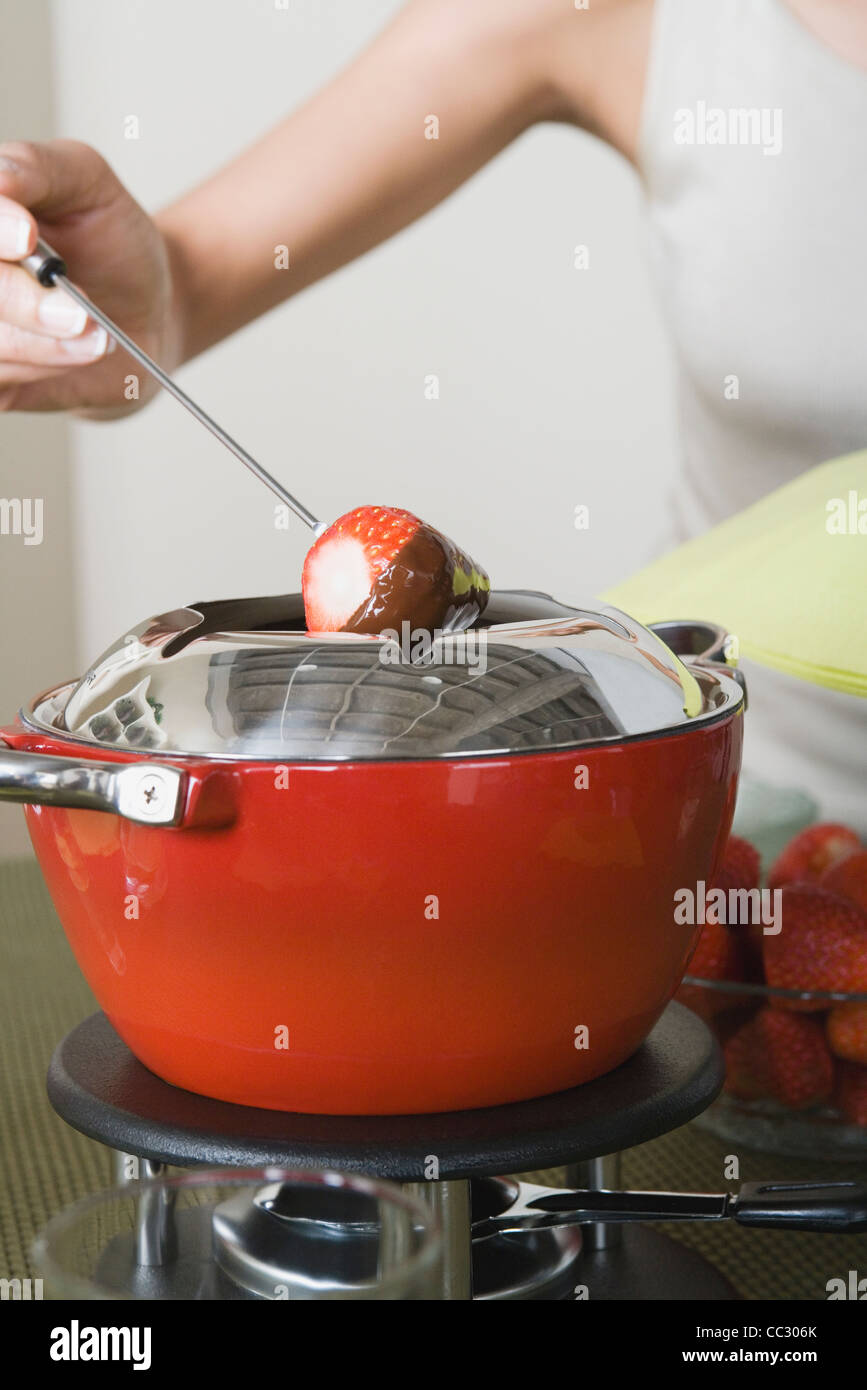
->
xmin=2 ymin=856 xmax=865 ymax=1299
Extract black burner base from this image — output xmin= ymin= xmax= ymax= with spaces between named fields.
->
xmin=575 ymin=1227 xmax=739 ymax=1301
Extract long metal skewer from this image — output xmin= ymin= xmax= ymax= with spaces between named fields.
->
xmin=21 ymin=237 xmax=325 ymax=536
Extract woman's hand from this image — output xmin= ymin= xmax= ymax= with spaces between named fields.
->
xmin=0 ymin=139 xmax=183 ymax=418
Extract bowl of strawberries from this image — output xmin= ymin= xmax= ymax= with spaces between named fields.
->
xmin=676 ymin=823 xmax=867 ymax=1158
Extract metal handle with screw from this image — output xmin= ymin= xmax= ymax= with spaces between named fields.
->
xmin=20 ymin=237 xmax=324 ymax=536
xmin=0 ymin=743 xmax=186 ymax=826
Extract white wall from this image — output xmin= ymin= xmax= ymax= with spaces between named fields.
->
xmin=0 ymin=0 xmax=77 ymax=859
xmin=49 ymin=0 xmax=677 ymax=665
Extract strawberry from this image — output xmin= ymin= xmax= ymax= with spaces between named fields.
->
xmin=716 ymin=835 xmax=761 ymax=896
xmin=714 ymin=834 xmax=764 ymax=978
xmin=763 ymin=883 xmax=867 ymax=1006
xmin=676 ymin=838 xmax=761 ymax=1015
xmin=834 ymin=1061 xmax=867 ymax=1127
xmin=827 ymin=1002 xmax=867 ymax=1065
xmin=821 ymin=849 xmax=867 ymax=914
xmin=677 ymin=919 xmax=745 ymax=1019
xmin=767 ymin=822 xmax=860 ymax=891
xmin=723 ymin=1016 xmax=770 ymax=1099
xmin=754 ymin=1007 xmax=834 ymax=1109
xmin=302 ymin=505 xmax=489 ymax=635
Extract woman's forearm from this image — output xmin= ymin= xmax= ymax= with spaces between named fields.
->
xmin=0 ymin=0 xmax=644 ymax=415
xmin=158 ymin=0 xmax=566 ymax=363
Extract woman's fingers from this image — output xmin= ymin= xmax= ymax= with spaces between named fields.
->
xmin=0 ymin=190 xmax=36 ymax=260
xmin=0 ymin=188 xmax=104 ymax=345
xmin=0 ymin=139 xmax=121 ymax=222
xmin=0 ymin=256 xmax=98 ymax=340
xmin=0 ymin=318 xmax=113 ymax=367
xmin=0 ymin=362 xmax=80 ymax=387
xmin=0 ymin=139 xmax=173 ymax=417
xmin=0 ymin=367 xmax=130 ymax=415
xmin=0 ymin=364 xmax=83 ymax=415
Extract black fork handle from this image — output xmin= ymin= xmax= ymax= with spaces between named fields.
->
xmin=729 ymin=1180 xmax=867 ymax=1234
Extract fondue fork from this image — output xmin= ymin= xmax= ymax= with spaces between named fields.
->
xmin=21 ymin=238 xmax=325 ymax=536
xmin=471 ymin=1177 xmax=867 ymax=1240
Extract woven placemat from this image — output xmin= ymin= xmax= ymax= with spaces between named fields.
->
xmin=1 ymin=856 xmax=865 ymax=1297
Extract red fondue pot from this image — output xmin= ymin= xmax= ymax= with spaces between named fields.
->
xmin=0 ymin=592 xmax=744 ymax=1114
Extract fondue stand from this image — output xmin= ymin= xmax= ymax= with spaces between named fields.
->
xmin=47 ymin=1003 xmax=747 ymax=1300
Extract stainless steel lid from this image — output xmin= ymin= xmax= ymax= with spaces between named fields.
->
xmin=28 ymin=591 xmax=744 ymax=761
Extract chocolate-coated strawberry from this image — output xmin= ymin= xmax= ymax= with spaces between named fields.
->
xmin=303 ymin=505 xmax=489 ymax=635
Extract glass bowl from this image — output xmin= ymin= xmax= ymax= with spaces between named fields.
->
xmin=676 ymin=976 xmax=867 ymax=1160
xmin=32 ymin=1168 xmax=443 ymax=1300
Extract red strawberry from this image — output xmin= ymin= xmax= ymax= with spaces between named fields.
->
xmin=768 ymin=822 xmax=860 ymax=891
xmin=716 ymin=835 xmax=761 ymax=896
xmin=714 ymin=834 xmax=764 ymax=978
xmin=754 ymin=1007 xmax=834 ymax=1109
xmin=723 ymin=1016 xmax=770 ymax=1099
xmin=763 ymin=883 xmax=867 ymax=1007
xmin=302 ymin=505 xmax=489 ymax=635
xmin=713 ymin=1003 xmax=760 ymax=1048
xmin=834 ymin=1062 xmax=867 ymax=1127
xmin=821 ymin=849 xmax=867 ymax=914
xmin=677 ymin=920 xmax=745 ymax=1019
xmin=827 ymin=1002 xmax=867 ymax=1065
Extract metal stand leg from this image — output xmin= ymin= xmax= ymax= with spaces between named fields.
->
xmin=404 ymin=1179 xmax=472 ymax=1299
xmin=111 ymin=1150 xmax=175 ymax=1267
xmin=562 ymin=1153 xmax=623 ymax=1251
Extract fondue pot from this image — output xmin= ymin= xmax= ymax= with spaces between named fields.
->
xmin=0 ymin=591 xmax=744 ymax=1115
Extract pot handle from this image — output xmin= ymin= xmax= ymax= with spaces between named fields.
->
xmin=648 ymin=619 xmax=747 ymax=701
xmin=647 ymin=619 xmax=738 ymax=667
xmin=0 ymin=742 xmax=186 ymax=826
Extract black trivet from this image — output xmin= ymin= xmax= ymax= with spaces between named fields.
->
xmin=47 ymin=1002 xmax=722 ymax=1179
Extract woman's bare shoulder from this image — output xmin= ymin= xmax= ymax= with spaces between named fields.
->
xmin=510 ymin=0 xmax=655 ymax=162
xmin=393 ymin=0 xmax=654 ymax=159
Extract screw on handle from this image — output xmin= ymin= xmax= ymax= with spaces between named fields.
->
xmin=731 ymin=1180 xmax=867 ymax=1233
xmin=21 ymin=236 xmax=67 ymax=287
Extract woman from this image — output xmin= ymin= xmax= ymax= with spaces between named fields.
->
xmin=0 ymin=0 xmax=864 ymax=823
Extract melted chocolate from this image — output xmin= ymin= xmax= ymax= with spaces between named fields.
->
xmin=341 ymin=525 xmax=490 ymax=635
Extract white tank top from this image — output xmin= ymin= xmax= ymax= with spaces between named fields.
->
xmin=638 ymin=0 xmax=867 ymax=832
